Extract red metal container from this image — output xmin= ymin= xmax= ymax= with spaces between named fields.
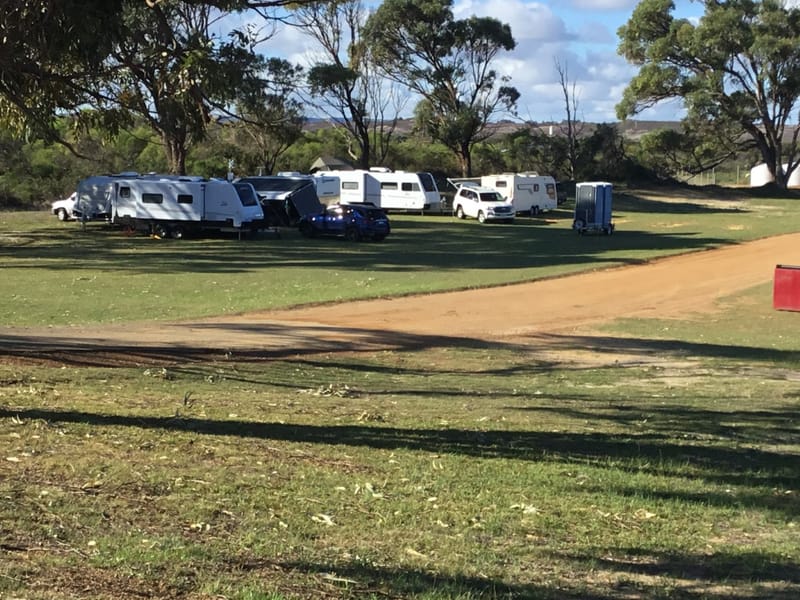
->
xmin=773 ymin=265 xmax=800 ymax=311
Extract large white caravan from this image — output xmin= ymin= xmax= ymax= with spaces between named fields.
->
xmin=316 ymin=168 xmax=441 ymax=212
xmin=77 ymin=173 xmax=264 ymax=238
xmin=478 ymin=173 xmax=558 ymax=215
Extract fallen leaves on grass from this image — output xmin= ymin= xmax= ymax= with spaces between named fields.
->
xmin=312 ymin=513 xmax=336 ymax=526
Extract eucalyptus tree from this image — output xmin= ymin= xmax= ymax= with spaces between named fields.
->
xmin=0 ymin=0 xmax=326 ymax=155
xmin=293 ymin=0 xmax=406 ymax=170
xmin=98 ymin=2 xmax=277 ymax=174
xmin=362 ymin=0 xmax=518 ymax=177
xmin=233 ymin=58 xmax=306 ymax=175
xmin=618 ymin=0 xmax=800 ymax=188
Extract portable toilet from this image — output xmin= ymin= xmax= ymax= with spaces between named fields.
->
xmin=573 ymin=181 xmax=614 ymax=235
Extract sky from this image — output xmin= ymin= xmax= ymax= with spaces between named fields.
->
xmin=225 ymin=0 xmax=704 ymax=124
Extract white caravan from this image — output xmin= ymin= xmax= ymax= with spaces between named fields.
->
xmin=76 ymin=173 xmax=264 ymax=238
xmin=316 ymin=168 xmax=441 ymax=212
xmin=479 ymin=173 xmax=558 ymax=215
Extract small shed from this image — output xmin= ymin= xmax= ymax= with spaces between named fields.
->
xmin=573 ymin=182 xmax=614 ymax=235
xmin=310 ymin=156 xmax=353 ymax=173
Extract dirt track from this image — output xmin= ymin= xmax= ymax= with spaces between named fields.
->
xmin=2 ymin=232 xmax=800 ymax=365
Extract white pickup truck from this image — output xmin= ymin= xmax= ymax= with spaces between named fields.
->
xmin=452 ymin=183 xmax=515 ymax=223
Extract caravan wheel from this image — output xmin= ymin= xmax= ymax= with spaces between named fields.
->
xmin=153 ymin=223 xmax=171 ymax=239
xmin=171 ymin=225 xmax=186 ymax=240
xmin=530 ymin=206 xmax=540 ymax=217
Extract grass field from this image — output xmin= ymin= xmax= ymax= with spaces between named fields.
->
xmin=3 ymin=186 xmax=800 ymax=327
xmin=1 ymin=187 xmax=800 ymax=599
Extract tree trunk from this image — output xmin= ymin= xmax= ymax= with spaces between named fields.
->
xmin=459 ymin=142 xmax=472 ymax=177
xmin=163 ymin=135 xmax=187 ymax=175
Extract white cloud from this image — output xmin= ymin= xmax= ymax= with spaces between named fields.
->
xmin=454 ymin=0 xmax=574 ymax=43
xmin=570 ymin=0 xmax=639 ymax=11
xmin=575 ymin=21 xmax=617 ymax=44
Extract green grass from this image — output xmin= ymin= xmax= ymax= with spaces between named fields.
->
xmin=3 ymin=187 xmax=800 ymax=327
xmin=2 ymin=289 xmax=799 ymax=598
xmin=1 ymin=186 xmax=800 ymax=598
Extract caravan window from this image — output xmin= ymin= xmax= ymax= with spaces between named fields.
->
xmin=142 ymin=193 xmax=163 ymax=204
xmin=401 ymin=182 xmax=420 ymax=192
xmin=342 ymin=181 xmax=359 ymax=190
xmin=177 ymin=194 xmax=193 ymax=204
xmin=119 ymin=186 xmax=131 ymax=198
xmin=533 ymin=184 xmax=540 ymax=192
xmin=380 ymin=182 xmax=398 ymax=190
xmin=417 ymin=172 xmax=437 ymax=192
xmin=494 ymin=180 xmax=508 ymax=188
xmin=232 ymin=183 xmax=259 ymax=206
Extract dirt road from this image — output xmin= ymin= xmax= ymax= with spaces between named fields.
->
xmin=2 ymin=232 xmax=800 ymax=365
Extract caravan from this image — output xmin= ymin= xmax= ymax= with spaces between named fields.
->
xmin=316 ymin=168 xmax=441 ymax=212
xmin=77 ymin=173 xmax=264 ymax=238
xmin=479 ymin=173 xmax=558 ymax=215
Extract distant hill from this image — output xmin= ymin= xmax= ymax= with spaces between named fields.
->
xmin=303 ymin=117 xmax=683 ymax=140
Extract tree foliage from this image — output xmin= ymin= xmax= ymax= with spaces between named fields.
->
xmin=233 ymin=58 xmax=306 ymax=175
xmin=0 ymin=0 xmax=321 ymax=157
xmin=363 ymin=0 xmax=518 ymax=176
xmin=98 ymin=2 xmax=272 ymax=174
xmin=295 ymin=0 xmax=406 ymax=170
xmin=618 ymin=0 xmax=800 ymax=188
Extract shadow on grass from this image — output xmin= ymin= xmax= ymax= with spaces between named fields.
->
xmin=2 ymin=324 xmax=799 ymax=368
xmin=519 ymin=332 xmax=800 ymax=364
xmin=1 ymin=406 xmax=797 ymax=495
xmin=559 ymin=547 xmax=800 ymax=598
xmin=268 ymin=552 xmax=800 ymax=599
xmin=229 ymin=556 xmax=616 ymax=600
xmin=0 ymin=214 xmax=735 ymax=275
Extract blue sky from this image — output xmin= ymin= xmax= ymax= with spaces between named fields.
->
xmin=229 ymin=0 xmax=704 ymax=124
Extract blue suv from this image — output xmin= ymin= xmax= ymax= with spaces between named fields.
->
xmin=298 ymin=203 xmax=391 ymax=241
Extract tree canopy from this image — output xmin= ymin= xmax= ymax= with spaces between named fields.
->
xmin=0 ymin=0 xmax=322 ymax=152
xmin=363 ymin=0 xmax=518 ymax=176
xmin=618 ymin=0 xmax=800 ymax=188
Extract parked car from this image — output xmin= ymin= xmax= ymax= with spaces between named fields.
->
xmin=51 ymin=191 xmax=111 ymax=222
xmin=51 ymin=192 xmax=78 ymax=221
xmin=298 ymin=203 xmax=390 ymax=241
xmin=452 ymin=184 xmax=515 ymax=223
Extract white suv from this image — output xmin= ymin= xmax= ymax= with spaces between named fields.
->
xmin=452 ymin=184 xmax=515 ymax=223
xmin=51 ymin=192 xmax=78 ymax=221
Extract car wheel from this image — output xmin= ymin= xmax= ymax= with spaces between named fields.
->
xmin=344 ymin=227 xmax=361 ymax=242
xmin=299 ymin=221 xmax=315 ymax=238
xmin=477 ymin=211 xmax=486 ymax=224
xmin=56 ymin=208 xmax=69 ymax=221
xmin=455 ymin=206 xmax=465 ymax=219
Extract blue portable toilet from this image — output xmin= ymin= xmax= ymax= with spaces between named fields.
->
xmin=573 ymin=181 xmax=614 ymax=235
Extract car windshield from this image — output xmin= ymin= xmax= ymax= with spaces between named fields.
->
xmin=479 ymin=192 xmax=505 ymax=202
